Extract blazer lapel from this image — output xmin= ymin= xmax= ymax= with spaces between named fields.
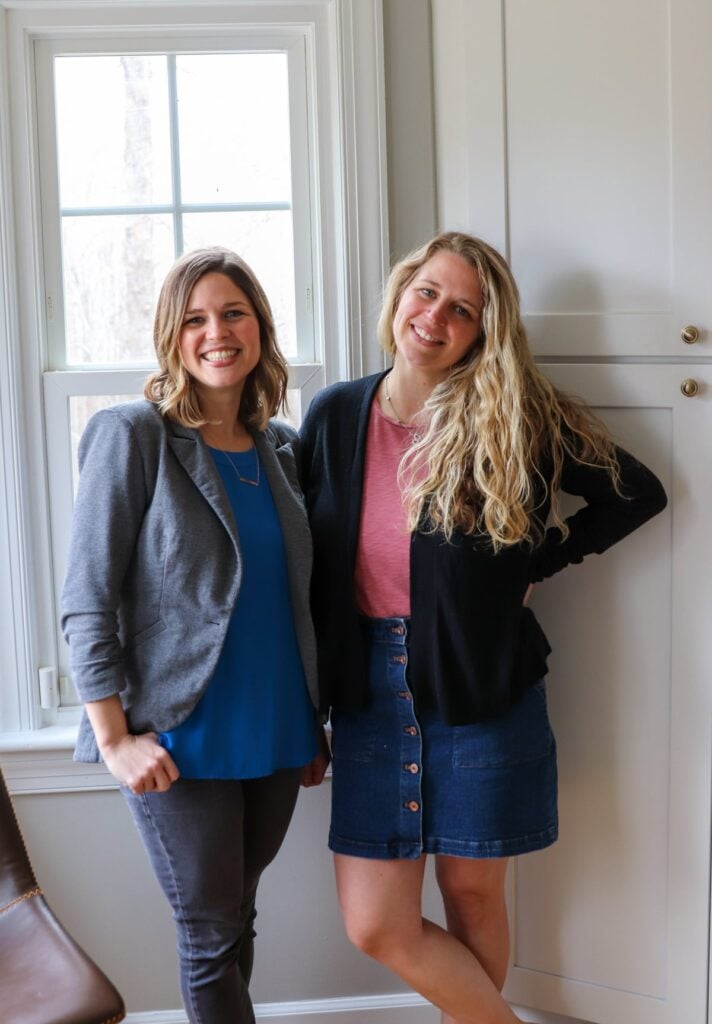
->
xmin=166 ymin=422 xmax=240 ymax=552
xmin=254 ymin=429 xmax=309 ymax=533
xmin=254 ymin=427 xmax=313 ymax=602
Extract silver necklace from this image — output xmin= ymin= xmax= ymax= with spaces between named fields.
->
xmin=384 ymin=374 xmax=423 ymax=443
xmin=220 ymin=447 xmax=260 ymax=487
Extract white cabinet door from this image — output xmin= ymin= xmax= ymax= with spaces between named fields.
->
xmin=431 ymin=4 xmax=710 ymax=1019
xmin=432 ymin=0 xmax=712 ymax=358
xmin=501 ymin=363 xmax=711 ymax=1024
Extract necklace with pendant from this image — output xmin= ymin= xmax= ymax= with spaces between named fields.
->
xmin=220 ymin=448 xmax=260 ymax=487
xmin=384 ymin=373 xmax=423 ymax=443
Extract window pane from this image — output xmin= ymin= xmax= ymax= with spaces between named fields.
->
xmin=55 ymin=55 xmax=172 ymax=208
xmin=177 ymin=53 xmax=292 ymax=204
xmin=62 ymin=214 xmax=174 ymax=365
xmin=183 ymin=210 xmax=297 ymax=357
xmin=70 ymin=394 xmax=141 ymax=489
xmin=283 ymin=388 xmax=302 ymax=428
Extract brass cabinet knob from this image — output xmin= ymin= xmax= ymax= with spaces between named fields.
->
xmin=681 ymin=325 xmax=700 ymax=344
xmin=681 ymin=378 xmax=699 ymax=397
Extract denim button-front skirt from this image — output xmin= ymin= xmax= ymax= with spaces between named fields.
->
xmin=329 ymin=616 xmax=558 ymax=860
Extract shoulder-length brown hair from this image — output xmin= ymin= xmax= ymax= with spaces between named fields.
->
xmin=144 ymin=247 xmax=288 ymax=430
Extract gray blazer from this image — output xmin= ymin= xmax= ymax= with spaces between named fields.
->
xmin=61 ymin=400 xmax=318 ymax=763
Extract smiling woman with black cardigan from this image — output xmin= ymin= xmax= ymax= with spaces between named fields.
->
xmin=299 ymin=231 xmax=666 ymax=1024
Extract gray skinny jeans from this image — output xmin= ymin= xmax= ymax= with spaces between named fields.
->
xmin=122 ymin=770 xmax=301 ymax=1024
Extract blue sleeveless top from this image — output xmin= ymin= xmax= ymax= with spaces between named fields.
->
xmin=159 ymin=446 xmax=318 ymax=779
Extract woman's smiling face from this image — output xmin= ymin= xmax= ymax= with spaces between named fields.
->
xmin=392 ymin=250 xmax=483 ymax=380
xmin=178 ymin=272 xmax=261 ymax=400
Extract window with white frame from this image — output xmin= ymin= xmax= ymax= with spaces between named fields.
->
xmin=39 ymin=33 xmax=317 ymax=716
xmin=0 ymin=0 xmax=387 ymax=744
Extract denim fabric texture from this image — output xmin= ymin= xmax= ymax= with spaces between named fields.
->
xmin=122 ymin=771 xmax=300 ymax=1024
xmin=329 ymin=617 xmax=558 ymax=860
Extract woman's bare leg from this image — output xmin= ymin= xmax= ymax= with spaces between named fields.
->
xmin=434 ymin=856 xmax=510 ymax=1024
xmin=334 ymin=853 xmax=522 ymax=1024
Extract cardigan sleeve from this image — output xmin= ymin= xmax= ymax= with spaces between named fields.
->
xmin=528 ymin=445 xmax=667 ymax=583
xmin=60 ymin=408 xmax=151 ymax=702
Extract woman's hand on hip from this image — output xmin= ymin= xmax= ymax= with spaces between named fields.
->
xmin=85 ymin=695 xmax=179 ymax=794
xmin=101 ymin=732 xmax=180 ymax=794
xmin=523 ymin=583 xmax=534 ymax=606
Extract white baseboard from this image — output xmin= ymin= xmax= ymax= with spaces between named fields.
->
xmin=125 ymin=992 xmax=439 ymax=1023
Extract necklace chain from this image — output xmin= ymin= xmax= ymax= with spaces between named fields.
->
xmin=220 ymin=448 xmax=260 ymax=487
xmin=384 ymin=374 xmax=423 ymax=443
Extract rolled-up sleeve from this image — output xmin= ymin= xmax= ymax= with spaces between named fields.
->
xmin=60 ymin=409 xmax=150 ymax=702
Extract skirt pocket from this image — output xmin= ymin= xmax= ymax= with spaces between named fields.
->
xmin=330 ymin=707 xmax=377 ymax=763
xmin=453 ymin=680 xmax=555 ymax=769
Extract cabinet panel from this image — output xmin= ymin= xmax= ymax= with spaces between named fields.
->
xmin=503 ymin=364 xmax=711 ymax=1024
xmin=507 ymin=0 xmax=670 ymax=320
xmin=433 ymin=0 xmax=712 ymax=356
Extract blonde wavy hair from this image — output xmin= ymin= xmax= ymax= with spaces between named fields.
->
xmin=379 ymin=232 xmax=621 ymax=549
xmin=144 ymin=247 xmax=288 ymax=430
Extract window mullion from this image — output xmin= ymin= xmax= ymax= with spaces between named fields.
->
xmin=182 ymin=201 xmax=292 ymax=213
xmin=61 ymin=201 xmax=292 ymax=218
xmin=60 ymin=204 xmax=175 ymax=218
xmin=286 ymin=36 xmax=315 ymax=364
xmin=166 ymin=54 xmax=183 ymax=257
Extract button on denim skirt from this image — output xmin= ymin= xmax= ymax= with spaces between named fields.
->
xmin=328 ymin=617 xmax=558 ymax=860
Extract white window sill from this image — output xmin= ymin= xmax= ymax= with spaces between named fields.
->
xmin=0 ymin=724 xmax=78 ymax=752
xmin=0 ymin=725 xmax=115 ymax=795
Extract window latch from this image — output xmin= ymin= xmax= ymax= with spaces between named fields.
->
xmin=38 ymin=666 xmax=60 ymax=709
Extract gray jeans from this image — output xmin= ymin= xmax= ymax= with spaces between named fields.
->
xmin=122 ymin=770 xmax=301 ymax=1024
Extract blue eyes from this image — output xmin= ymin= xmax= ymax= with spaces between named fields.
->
xmin=417 ymin=288 xmax=470 ymax=319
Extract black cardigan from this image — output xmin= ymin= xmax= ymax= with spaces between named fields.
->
xmin=299 ymin=372 xmax=667 ymax=725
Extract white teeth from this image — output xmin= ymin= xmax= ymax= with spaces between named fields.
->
xmin=203 ymin=349 xmax=238 ymax=362
xmin=413 ymin=325 xmax=438 ymax=343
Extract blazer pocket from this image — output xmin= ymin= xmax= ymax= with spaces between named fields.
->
xmin=124 ymin=618 xmax=167 ymax=651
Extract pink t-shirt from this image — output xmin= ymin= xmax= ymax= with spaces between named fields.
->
xmin=354 ymin=399 xmax=413 ymax=617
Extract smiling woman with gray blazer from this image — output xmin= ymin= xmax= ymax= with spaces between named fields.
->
xmin=61 ymin=247 xmax=329 ymax=1024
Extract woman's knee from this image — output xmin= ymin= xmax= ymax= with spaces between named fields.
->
xmin=341 ymin=906 xmax=412 ymax=961
xmin=435 ymin=857 xmax=508 ymax=921
xmin=177 ymin=928 xmax=239 ymax=987
xmin=175 ymin=904 xmax=253 ymax=975
xmin=335 ymin=853 xmax=427 ymax=962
